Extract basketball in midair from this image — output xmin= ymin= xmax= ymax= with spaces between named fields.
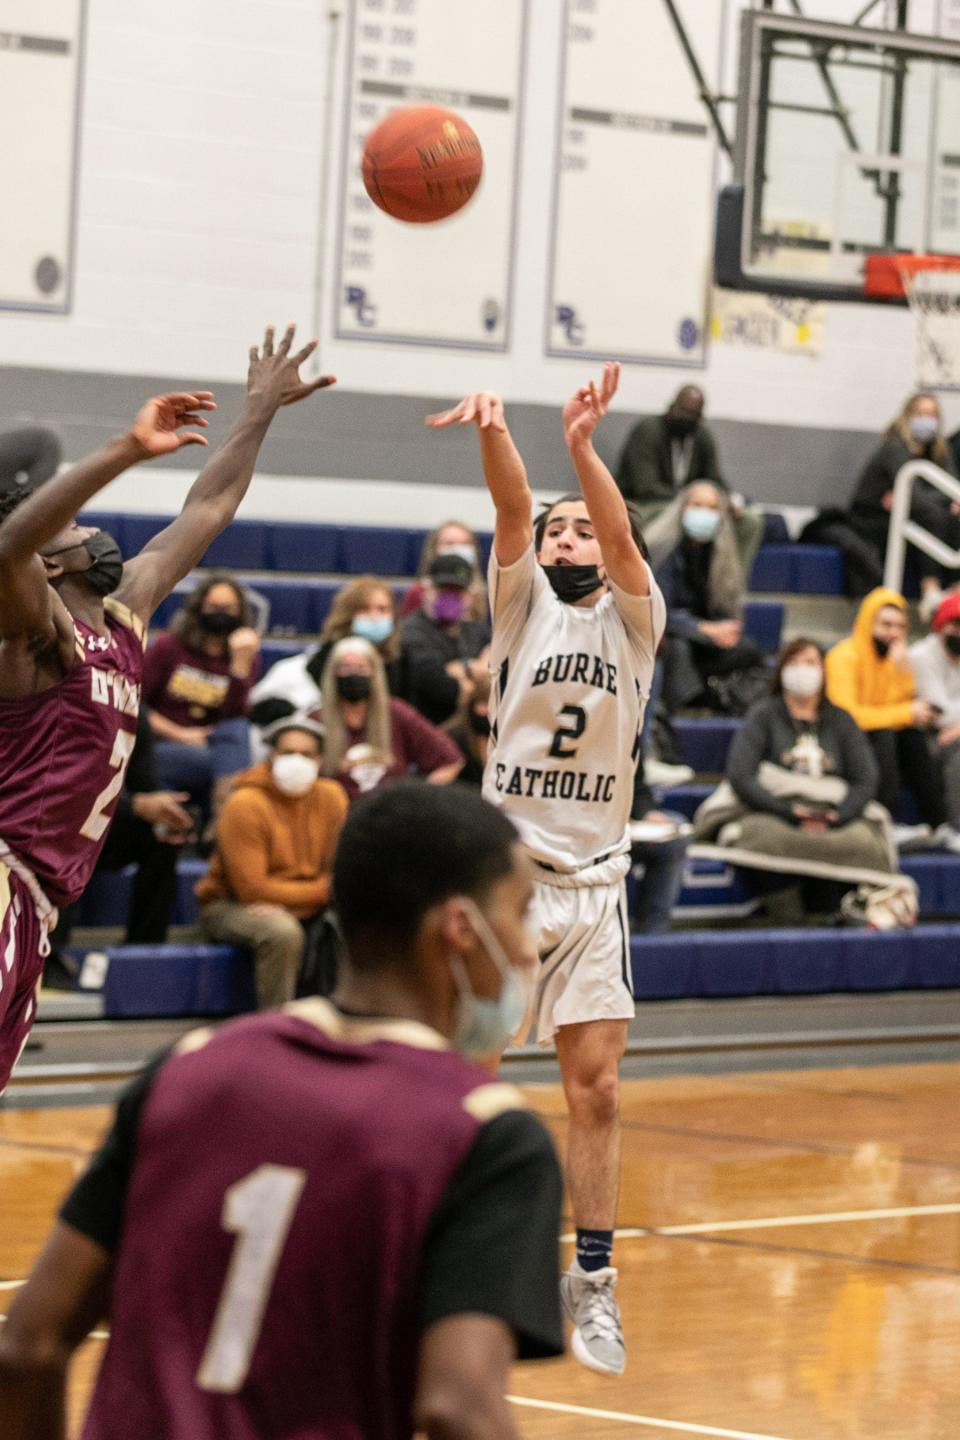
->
xmin=361 ymin=106 xmax=483 ymax=224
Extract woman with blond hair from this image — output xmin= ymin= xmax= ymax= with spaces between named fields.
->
xmin=249 ymin=575 xmax=411 ymax=732
xmin=321 ymin=637 xmax=463 ymax=801
xmin=399 ymin=519 xmax=489 ymax=622
xmin=848 ymin=391 xmax=960 ymax=620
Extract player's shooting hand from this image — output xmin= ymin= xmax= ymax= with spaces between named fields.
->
xmin=563 ymin=362 xmax=620 ymax=447
xmin=248 ymin=325 xmax=336 ymax=410
xmin=131 ymin=392 xmax=217 ymax=454
xmin=425 ymin=392 xmax=506 ymax=432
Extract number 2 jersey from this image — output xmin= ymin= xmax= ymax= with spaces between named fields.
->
xmin=483 ymin=545 xmax=666 ymax=876
xmin=0 ymin=597 xmax=144 ymax=907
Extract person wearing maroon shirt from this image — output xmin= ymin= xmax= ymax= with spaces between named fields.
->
xmin=144 ymin=573 xmax=262 ymax=824
xmin=0 ymin=783 xmax=564 ymax=1440
xmin=320 ymin=636 xmax=463 ymax=800
xmin=0 ymin=325 xmax=335 ymax=1091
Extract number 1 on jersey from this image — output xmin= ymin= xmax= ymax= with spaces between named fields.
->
xmin=197 ymin=1164 xmax=307 ymax=1394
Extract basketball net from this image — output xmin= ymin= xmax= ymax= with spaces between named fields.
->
xmin=896 ymin=257 xmax=960 ymax=392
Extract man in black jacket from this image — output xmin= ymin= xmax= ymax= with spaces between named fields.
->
xmin=615 ymin=386 xmax=763 ymax=576
xmin=399 ymin=552 xmax=490 ymax=725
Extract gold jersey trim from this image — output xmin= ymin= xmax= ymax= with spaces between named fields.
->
xmin=462 ymin=1082 xmax=528 ymax=1122
xmin=104 ymin=596 xmax=146 ymax=648
xmin=288 ymin=996 xmax=450 ymax=1052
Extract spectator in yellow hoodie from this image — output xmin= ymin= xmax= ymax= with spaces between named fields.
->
xmin=196 ymin=716 xmax=348 ymax=1007
xmin=825 ymin=588 xmax=945 ymax=847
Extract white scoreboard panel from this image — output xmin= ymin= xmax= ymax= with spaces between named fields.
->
xmin=335 ymin=0 xmax=527 ymax=351
xmin=0 ymin=0 xmax=84 ymax=313
xmin=546 ymin=0 xmax=724 ymax=367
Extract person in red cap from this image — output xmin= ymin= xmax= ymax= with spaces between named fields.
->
xmin=909 ymin=591 xmax=960 ymax=852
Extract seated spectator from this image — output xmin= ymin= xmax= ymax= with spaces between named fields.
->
xmin=909 ymin=592 xmax=960 ymax=853
xmin=399 ymin=552 xmax=490 ymax=725
xmin=693 ymin=637 xmax=910 ymax=915
xmin=322 ymin=637 xmax=462 ymax=800
xmin=400 ymin=519 xmax=488 ymax=621
xmin=847 ymin=392 xmax=960 ymax=620
xmin=249 ymin=575 xmax=409 ymax=733
xmin=195 ymin=716 xmax=347 ymax=1009
xmin=648 ymin=482 xmax=767 ymax=715
xmin=0 ymin=425 xmax=62 ymax=497
xmin=615 ymin=385 xmax=763 ymax=577
xmin=825 ymin=588 xmax=945 ymax=847
xmin=445 ymin=671 xmax=491 ymax=786
xmin=47 ymin=712 xmax=196 ymax=983
xmin=628 ymin=759 xmax=689 ymax=934
xmin=144 ymin=573 xmax=261 ymax=825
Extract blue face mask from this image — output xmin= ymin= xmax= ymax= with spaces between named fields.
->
xmin=682 ymin=505 xmax=721 ymax=544
xmin=449 ymin=901 xmax=533 ymax=1059
xmin=909 ymin=415 xmax=939 ymax=445
xmin=351 ymin=614 xmax=394 ymax=646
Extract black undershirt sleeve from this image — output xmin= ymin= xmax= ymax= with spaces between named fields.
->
xmin=418 ymin=1109 xmax=565 ymax=1360
xmin=59 ymin=1054 xmax=166 ymax=1250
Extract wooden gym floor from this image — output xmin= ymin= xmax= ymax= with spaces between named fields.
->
xmin=2 ymin=1062 xmax=959 ymax=1439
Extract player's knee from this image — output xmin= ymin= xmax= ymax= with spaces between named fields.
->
xmin=566 ymin=1066 xmax=620 ymax=1125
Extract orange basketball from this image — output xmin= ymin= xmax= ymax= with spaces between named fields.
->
xmin=362 ymin=105 xmax=483 ymax=224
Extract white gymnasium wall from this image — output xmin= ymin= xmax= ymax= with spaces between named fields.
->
xmin=1 ymin=0 xmax=958 ymax=442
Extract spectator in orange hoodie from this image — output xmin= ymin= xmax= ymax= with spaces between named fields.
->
xmin=825 ymin=587 xmax=945 ymax=847
xmin=195 ymin=716 xmax=348 ymax=1007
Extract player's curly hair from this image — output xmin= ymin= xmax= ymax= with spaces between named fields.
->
xmin=0 ymin=486 xmax=30 ymax=529
xmin=533 ymin=492 xmax=649 ymax=561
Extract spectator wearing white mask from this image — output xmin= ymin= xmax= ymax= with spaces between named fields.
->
xmin=646 ymin=481 xmax=765 ymax=714
xmin=195 ymin=716 xmax=348 ymax=1008
xmin=847 ymin=392 xmax=960 ymax=622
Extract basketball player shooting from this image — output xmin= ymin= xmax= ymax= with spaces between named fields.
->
xmin=0 ymin=326 xmax=334 ymax=1091
xmin=427 ymin=364 xmax=666 ymax=1376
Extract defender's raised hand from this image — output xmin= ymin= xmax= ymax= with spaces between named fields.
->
xmin=131 ymin=392 xmax=217 ymax=455
xmin=563 ymin=362 xmax=621 ymax=447
xmin=248 ymin=325 xmax=336 ymax=409
xmin=426 ymin=391 xmax=506 ymax=432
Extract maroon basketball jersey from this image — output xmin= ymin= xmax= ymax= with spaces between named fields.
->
xmin=0 ymin=598 xmax=144 ymax=907
xmin=82 ymin=1004 xmax=526 ymax=1440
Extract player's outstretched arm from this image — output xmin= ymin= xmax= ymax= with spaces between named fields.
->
xmin=117 ymin=325 xmax=336 ymax=622
xmin=563 ymin=362 xmax=649 ymax=597
xmin=0 ymin=394 xmax=214 ymax=646
xmin=414 ymin=1314 xmax=520 ymax=1440
xmin=426 ymin=393 xmax=532 ymax=567
xmin=0 ymin=1221 xmax=112 ymax=1440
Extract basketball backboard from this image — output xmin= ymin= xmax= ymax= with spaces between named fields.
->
xmin=715 ymin=8 xmax=960 ymax=302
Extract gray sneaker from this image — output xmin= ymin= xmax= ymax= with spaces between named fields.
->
xmin=560 ymin=1263 xmax=626 ymax=1375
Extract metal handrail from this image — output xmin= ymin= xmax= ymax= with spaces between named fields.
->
xmin=883 ymin=458 xmax=960 ymax=593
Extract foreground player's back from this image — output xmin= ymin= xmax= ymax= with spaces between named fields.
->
xmin=77 ymin=1001 xmax=555 ymax=1440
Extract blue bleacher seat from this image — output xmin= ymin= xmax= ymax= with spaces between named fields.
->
xmin=121 ymin=513 xmax=171 ymax=553
xmin=743 ymin=599 xmax=784 ymax=652
xmin=674 ymin=718 xmax=740 ymax=773
xmin=748 ymin=543 xmax=844 ymax=596
xmin=259 ymin=639 xmax=307 ymax=672
xmin=657 ymin=783 xmax=712 ymax=819
xmin=200 ymin=519 xmax=267 ymax=571
xmin=173 ymin=857 xmax=207 ymax=926
xmin=340 ymin=527 xmax=410 ymax=576
xmin=268 ymin=523 xmax=340 ymax=574
xmin=99 ymin=944 xmax=256 ymax=1018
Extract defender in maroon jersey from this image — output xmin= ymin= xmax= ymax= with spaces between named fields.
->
xmin=0 ymin=326 xmax=334 ymax=1090
xmin=0 ymin=783 xmax=564 ymax=1440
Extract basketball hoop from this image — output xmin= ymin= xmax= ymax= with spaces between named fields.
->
xmin=865 ymin=253 xmax=960 ymax=391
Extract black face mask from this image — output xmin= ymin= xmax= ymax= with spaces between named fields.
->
xmin=666 ymin=415 xmax=697 ymax=439
xmin=199 ymin=610 xmax=241 ymax=637
xmin=337 ymin=673 xmax=371 ymax=703
xmin=541 ymin=564 xmax=603 ymax=604
xmin=944 ymin=634 xmax=960 ymax=657
xmin=873 ymin=636 xmax=891 ymax=659
xmin=47 ymin=530 xmax=124 ymax=597
xmin=468 ymin=710 xmax=491 ymax=737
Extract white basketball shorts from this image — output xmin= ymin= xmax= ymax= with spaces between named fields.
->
xmin=529 ymin=877 xmax=634 ymax=1046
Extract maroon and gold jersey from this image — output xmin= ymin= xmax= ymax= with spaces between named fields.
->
xmin=63 ymin=1001 xmax=563 ymax=1440
xmin=0 ymin=598 xmax=144 ymax=906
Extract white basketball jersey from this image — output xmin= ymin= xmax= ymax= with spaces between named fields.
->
xmin=482 ymin=546 xmax=666 ymax=875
